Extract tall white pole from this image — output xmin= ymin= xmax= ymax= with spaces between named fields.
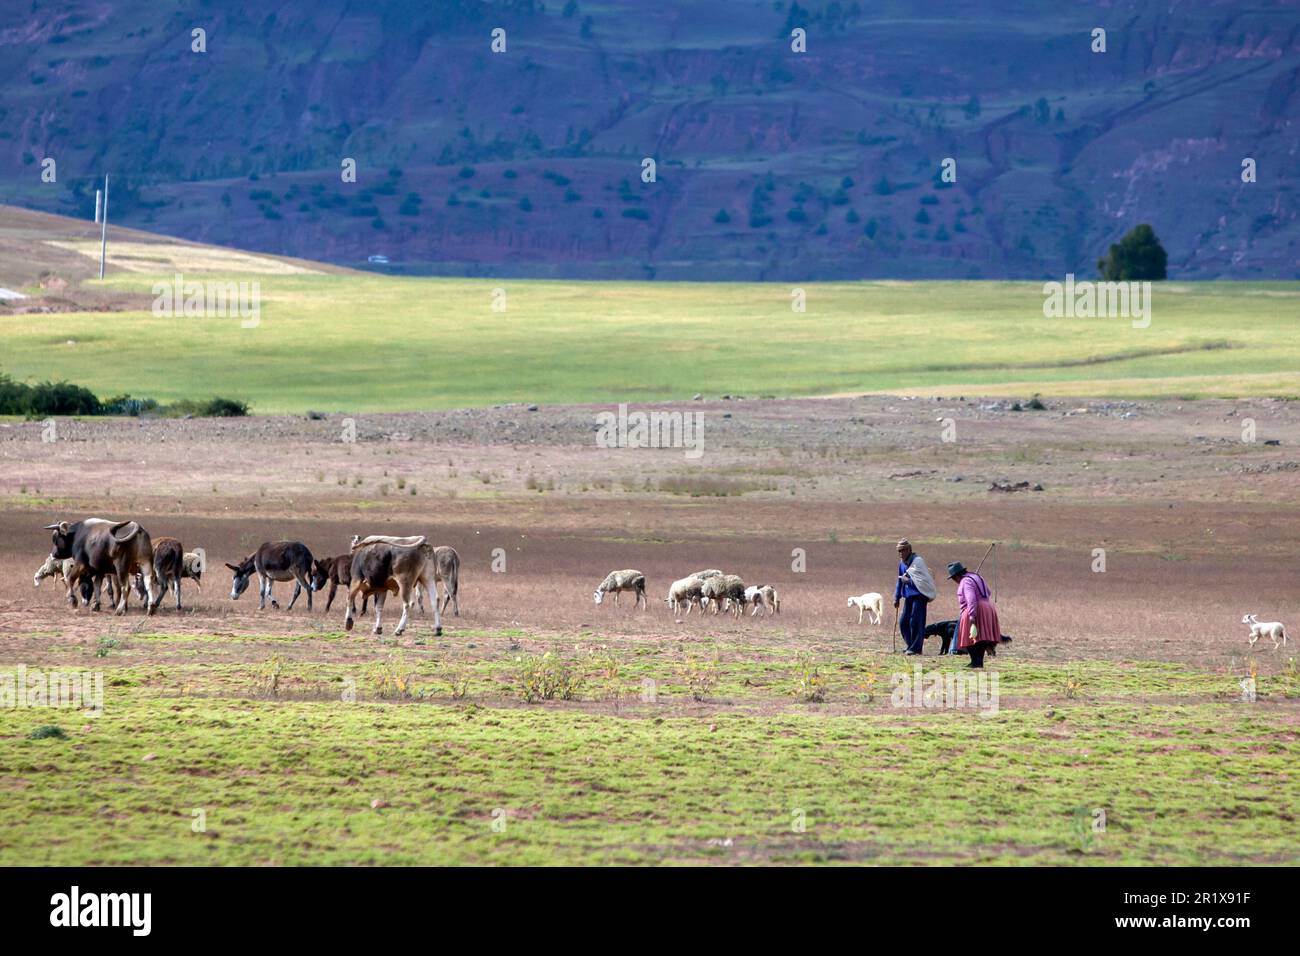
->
xmin=98 ymin=175 xmax=109 ymax=280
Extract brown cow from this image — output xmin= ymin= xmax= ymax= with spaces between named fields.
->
xmin=347 ymin=535 xmax=460 ymax=616
xmin=44 ymin=518 xmax=159 ymax=615
xmin=344 ymin=535 xmax=443 ymax=637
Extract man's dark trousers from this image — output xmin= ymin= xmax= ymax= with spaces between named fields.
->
xmin=900 ymin=596 xmax=928 ymax=653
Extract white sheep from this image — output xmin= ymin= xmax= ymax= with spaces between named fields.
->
xmin=666 ymin=576 xmax=706 ymax=615
xmin=33 ymin=554 xmax=75 ymax=589
xmin=1242 ymin=613 xmax=1288 ymax=650
xmin=848 ymin=591 xmax=884 ymax=625
xmin=181 ymin=551 xmax=204 ymax=587
xmin=741 ymin=584 xmax=780 ymax=616
xmin=702 ymin=574 xmax=746 ymax=617
xmin=594 ymin=569 xmax=647 ymax=608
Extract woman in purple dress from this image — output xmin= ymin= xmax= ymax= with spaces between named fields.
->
xmin=946 ymin=561 xmax=1001 ymax=669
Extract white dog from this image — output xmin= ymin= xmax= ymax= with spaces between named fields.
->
xmin=848 ymin=591 xmax=884 ymax=625
xmin=1242 ymin=613 xmax=1288 ymax=650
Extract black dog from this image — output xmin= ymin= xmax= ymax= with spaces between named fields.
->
xmin=923 ymin=619 xmax=1013 ymax=655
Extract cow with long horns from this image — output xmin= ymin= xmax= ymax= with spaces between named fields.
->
xmin=43 ymin=518 xmax=159 ymax=616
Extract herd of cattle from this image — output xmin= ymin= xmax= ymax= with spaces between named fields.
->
xmin=35 ymin=518 xmax=459 ymax=637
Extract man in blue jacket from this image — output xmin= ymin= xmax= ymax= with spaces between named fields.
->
xmin=893 ymin=538 xmax=937 ymax=655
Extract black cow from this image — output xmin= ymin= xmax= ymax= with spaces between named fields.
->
xmin=44 ymin=518 xmax=158 ymax=615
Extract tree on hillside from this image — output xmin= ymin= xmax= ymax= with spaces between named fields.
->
xmin=1097 ymin=224 xmax=1168 ymax=280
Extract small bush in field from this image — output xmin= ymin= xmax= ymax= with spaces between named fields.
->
xmin=260 ymin=654 xmax=287 ymax=696
xmin=854 ymin=663 xmax=880 ymax=702
xmin=369 ymin=656 xmax=416 ymax=699
xmin=679 ymin=655 xmax=719 ymax=701
xmin=518 ymin=652 xmax=583 ymax=702
xmin=794 ymin=653 xmax=827 ymax=703
xmin=446 ymin=667 xmax=471 ymax=700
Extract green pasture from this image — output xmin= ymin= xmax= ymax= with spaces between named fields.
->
xmin=1 ymin=634 xmax=1295 ymax=865
xmin=3 ymin=274 xmax=1298 ymax=412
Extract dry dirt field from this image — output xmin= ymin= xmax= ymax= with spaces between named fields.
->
xmin=3 ymin=394 xmax=1297 ymax=670
xmin=1 ymin=395 xmax=1297 ymax=864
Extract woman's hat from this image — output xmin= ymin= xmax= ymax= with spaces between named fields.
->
xmin=946 ymin=561 xmax=967 ymax=579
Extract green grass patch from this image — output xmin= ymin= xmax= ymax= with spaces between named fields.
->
xmin=1 ymin=637 xmax=1295 ymax=865
xmin=4 ymin=278 xmax=1297 ymax=411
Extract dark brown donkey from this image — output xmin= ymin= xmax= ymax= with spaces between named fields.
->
xmin=227 ymin=541 xmax=316 ymax=610
xmin=310 ymin=554 xmax=373 ymax=613
xmin=150 ymin=537 xmax=186 ymax=611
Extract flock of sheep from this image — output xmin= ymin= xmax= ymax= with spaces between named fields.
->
xmin=596 ymin=568 xmax=780 ymax=617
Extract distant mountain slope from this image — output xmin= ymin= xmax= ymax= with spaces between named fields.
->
xmin=1 ymin=0 xmax=1296 ymax=279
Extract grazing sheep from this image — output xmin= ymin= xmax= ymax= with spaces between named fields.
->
xmin=848 ymin=591 xmax=885 ymax=625
xmin=666 ymin=576 xmax=706 ymax=615
xmin=33 ymin=554 xmax=75 ymax=589
xmin=689 ymin=569 xmax=724 ymax=580
xmin=742 ymin=584 xmax=780 ymax=616
xmin=594 ymin=569 xmax=648 ymax=609
xmin=702 ymin=574 xmax=746 ymax=617
xmin=182 ymin=551 xmax=204 ymax=587
xmin=1242 ymin=613 xmax=1288 ymax=650
xmin=35 ymin=555 xmax=104 ymax=605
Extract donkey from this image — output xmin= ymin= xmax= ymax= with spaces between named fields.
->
xmin=430 ymin=545 xmax=460 ymax=616
xmin=311 ymin=554 xmax=376 ymax=614
xmin=344 ymin=535 xmax=442 ymax=637
xmin=227 ymin=541 xmax=316 ymax=611
xmin=150 ymin=536 xmax=186 ymax=611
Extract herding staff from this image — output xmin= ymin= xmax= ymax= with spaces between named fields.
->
xmin=974 ymin=541 xmax=998 ymax=603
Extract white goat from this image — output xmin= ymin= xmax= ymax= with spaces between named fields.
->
xmin=594 ymin=569 xmax=647 ymax=608
xmin=1242 ymin=613 xmax=1288 ymax=650
xmin=742 ymin=584 xmax=780 ymax=616
xmin=848 ymin=591 xmax=884 ymax=625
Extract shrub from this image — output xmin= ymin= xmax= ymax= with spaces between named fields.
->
xmin=369 ymin=656 xmax=417 ymax=699
xmin=794 ymin=653 xmax=827 ymax=703
xmin=166 ymin=397 xmax=249 ymax=418
xmin=679 ymin=655 xmax=719 ymax=701
xmin=517 ymin=652 xmax=583 ymax=702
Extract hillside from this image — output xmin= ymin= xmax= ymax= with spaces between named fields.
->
xmin=0 ymin=0 xmax=1296 ymax=280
